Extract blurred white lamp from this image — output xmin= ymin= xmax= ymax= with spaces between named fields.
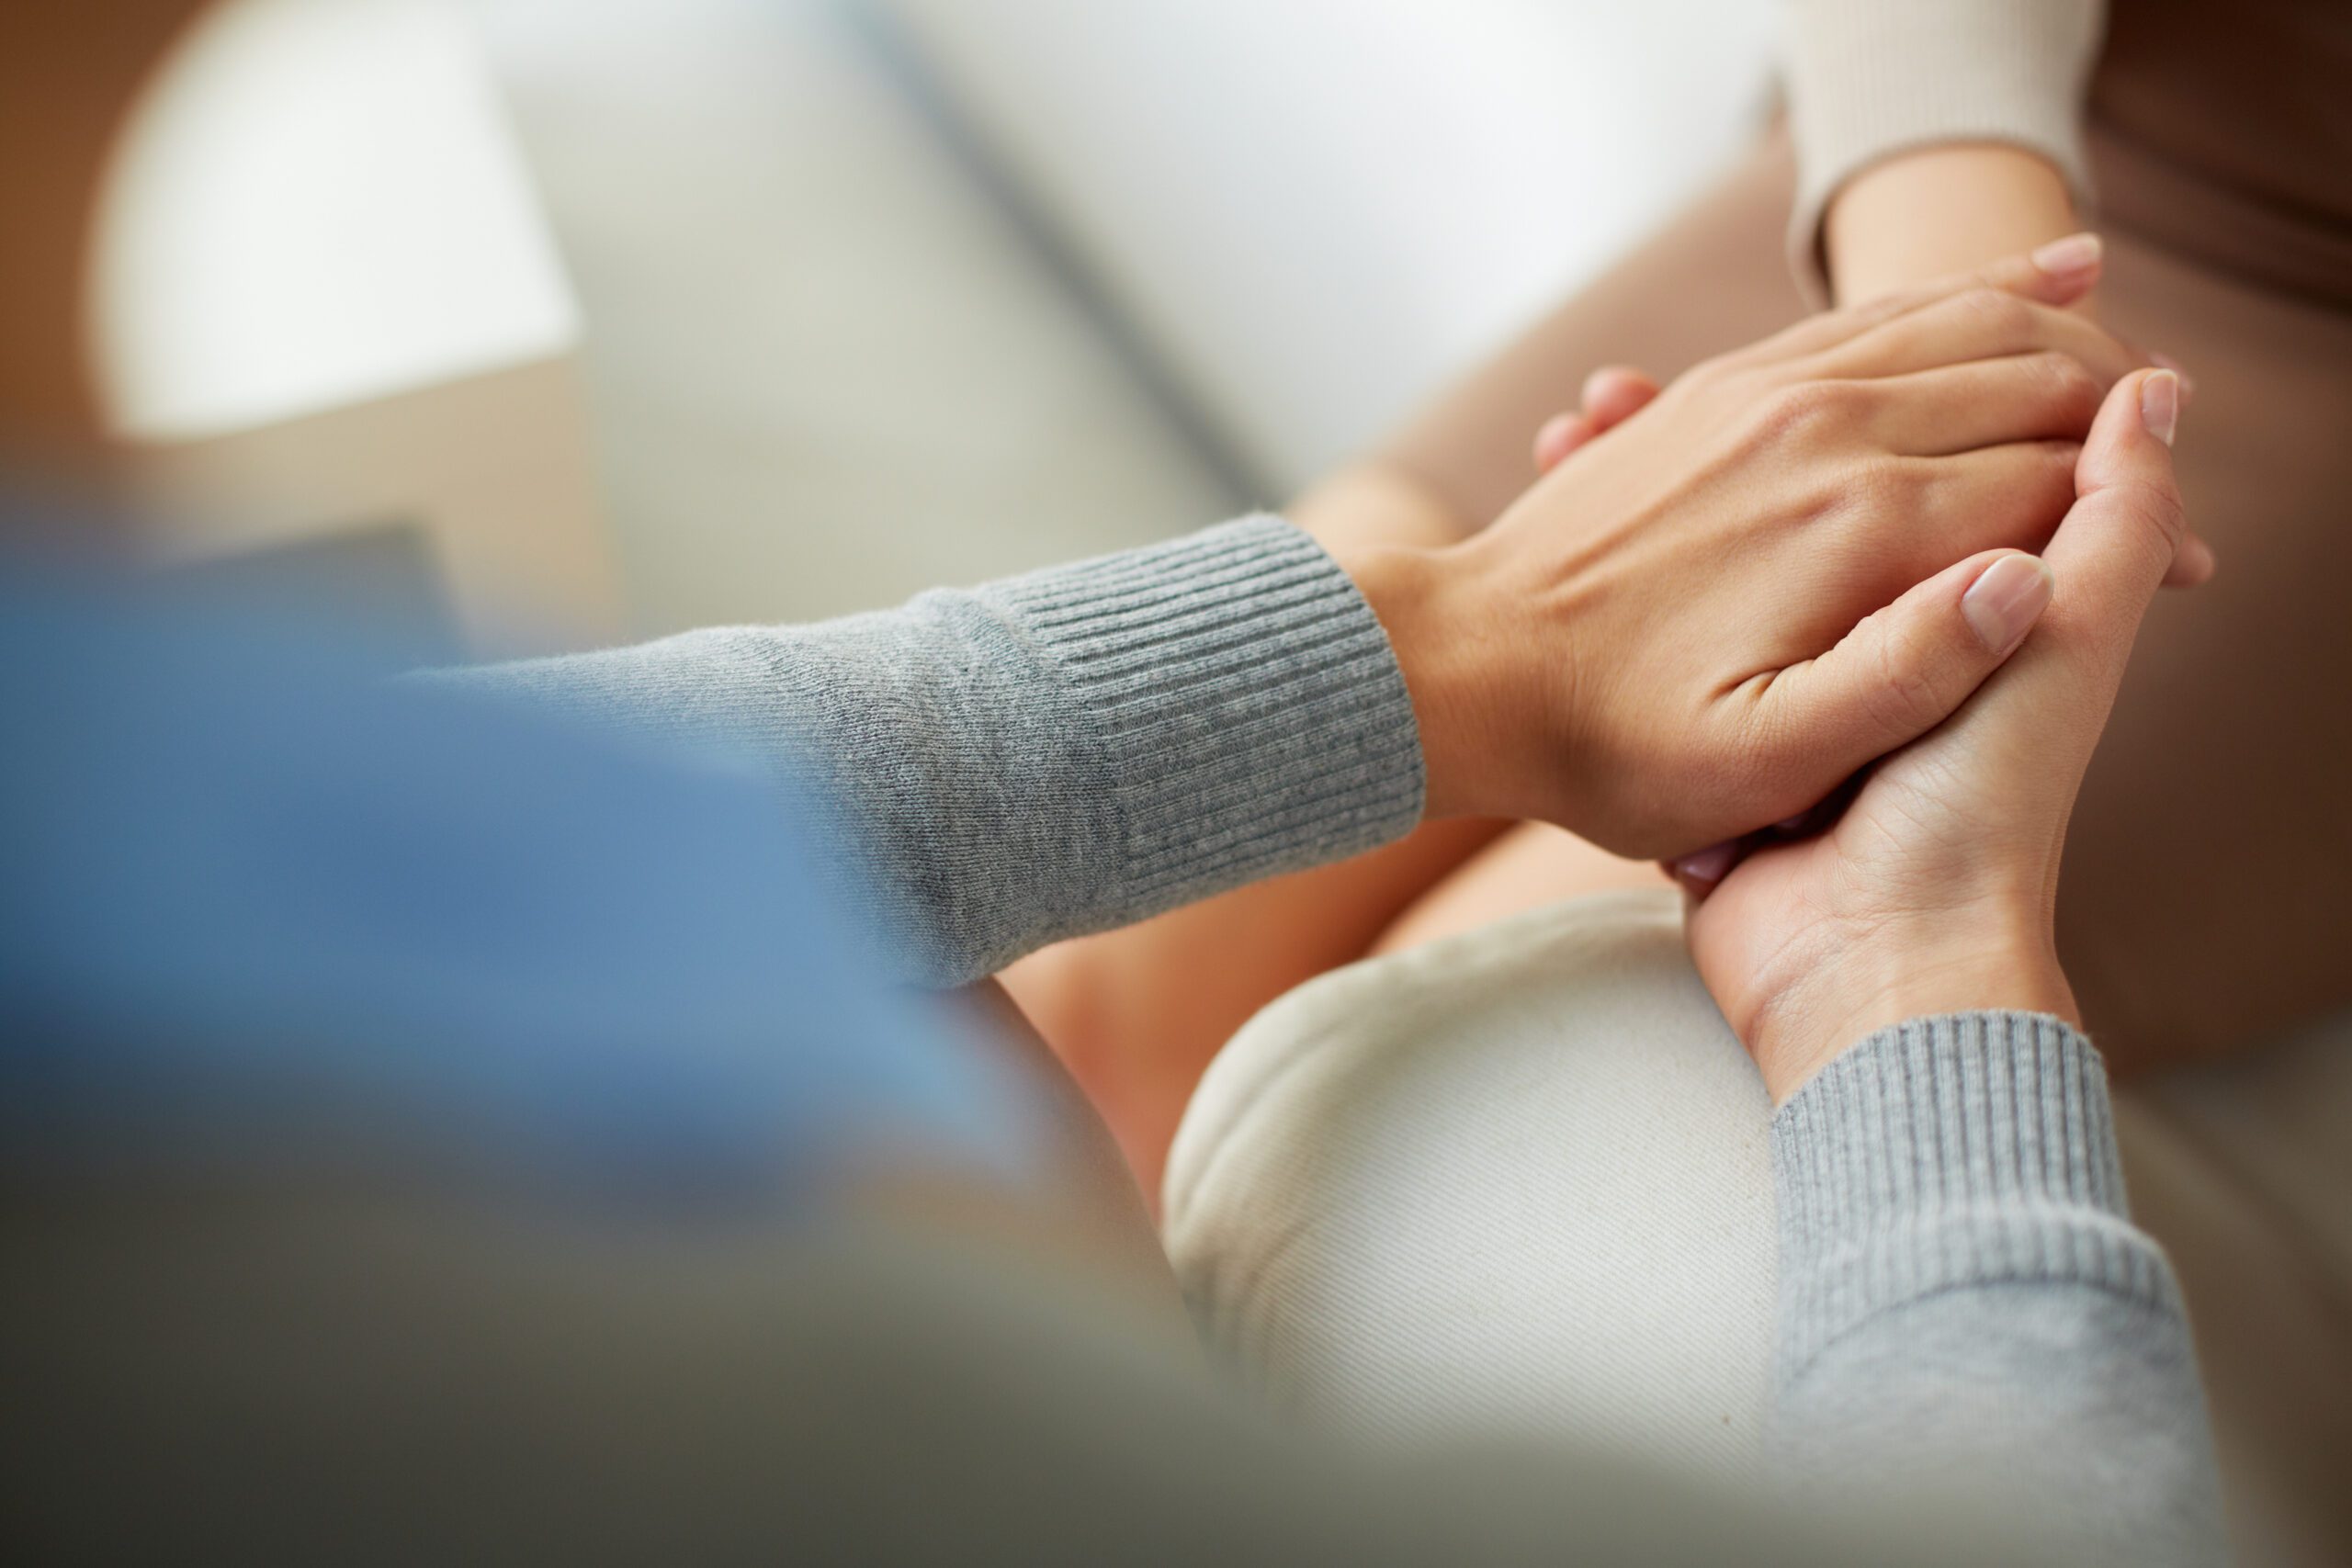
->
xmin=88 ymin=0 xmax=621 ymax=653
xmin=96 ymin=0 xmax=580 ymax=443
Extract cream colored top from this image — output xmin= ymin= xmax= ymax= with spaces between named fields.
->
xmin=1781 ymin=0 xmax=2106 ymax=299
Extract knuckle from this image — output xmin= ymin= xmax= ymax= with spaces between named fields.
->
xmin=1726 ymin=703 xmax=1804 ymax=805
xmin=1830 ymin=288 xmax=1917 ymax=338
xmin=1866 ymin=614 xmax=1951 ymax=734
xmin=2044 ymin=439 xmax=2086 ymax=486
xmin=1956 ymin=286 xmax=2033 ymax=338
xmin=1829 ymin=452 xmax=1922 ymax=520
xmin=1755 ymin=379 xmax=1852 ymax=443
xmin=2109 ymin=473 xmax=2188 ymax=551
xmin=1682 ymin=353 xmax=1761 ymax=409
xmin=1687 ymin=348 xmax=1737 ymax=383
xmin=2033 ymin=352 xmax=2104 ymax=423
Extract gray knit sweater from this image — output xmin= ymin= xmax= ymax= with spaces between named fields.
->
xmin=452 ymin=516 xmax=2223 ymax=1562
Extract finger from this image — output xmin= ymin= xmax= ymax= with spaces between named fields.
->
xmin=1748 ymin=548 xmax=2056 ymax=782
xmin=1894 ymin=373 xmax=2188 ymax=795
xmin=1810 ymin=287 xmax=2151 ymax=390
xmin=1533 ymin=412 xmax=1595 ymax=473
xmin=1667 ymin=836 xmax=1751 ymax=898
xmin=1828 ymin=370 xmax=2213 ymax=584
xmin=1727 ymin=232 xmax=2106 ymax=367
xmin=1852 ymin=442 xmax=2079 ymax=589
xmin=2164 ymin=528 xmax=2217 ymax=588
xmin=1860 ymin=352 xmax=2105 ymax=456
xmin=1581 ymin=366 xmax=1660 ymax=428
xmin=1533 ymin=367 xmax=1663 ymax=472
xmin=2039 ymin=369 xmax=2188 ymax=663
xmin=2147 ymin=350 xmax=2199 ymax=406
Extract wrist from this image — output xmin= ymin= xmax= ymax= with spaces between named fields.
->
xmin=1331 ymin=538 xmax=1510 ymax=821
xmin=1826 ymin=144 xmax=2079 ymax=307
xmin=1752 ymin=915 xmax=2076 ymax=1104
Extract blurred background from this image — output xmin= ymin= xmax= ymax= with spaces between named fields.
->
xmin=90 ymin=0 xmax=1777 ymax=654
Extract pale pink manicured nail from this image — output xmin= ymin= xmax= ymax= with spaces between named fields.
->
xmin=2030 ymin=231 xmax=2103 ymax=279
xmin=2147 ymin=351 xmax=2198 ymax=401
xmin=2142 ymin=369 xmax=2180 ymax=447
xmin=1962 ymin=554 xmax=2055 ymax=654
xmin=1672 ymin=841 xmax=1739 ymax=887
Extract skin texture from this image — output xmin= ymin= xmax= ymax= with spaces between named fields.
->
xmin=1826 ymin=144 xmax=2083 ymax=310
xmin=1346 ymin=242 xmax=2170 ymax=854
xmin=1688 ymin=370 xmax=2184 ymax=1102
xmin=1826 ymin=146 xmax=2211 ymax=593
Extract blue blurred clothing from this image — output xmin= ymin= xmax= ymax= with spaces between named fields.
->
xmin=0 ymin=563 xmax=1035 ymax=1190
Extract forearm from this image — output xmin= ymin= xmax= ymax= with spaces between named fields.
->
xmin=426 ymin=518 xmax=1424 ymax=987
xmin=1826 ymin=144 xmax=2080 ymax=305
xmin=1770 ymin=1013 xmax=2226 ymax=1563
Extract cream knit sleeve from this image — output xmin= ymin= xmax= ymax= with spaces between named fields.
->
xmin=1781 ymin=0 xmax=2106 ymax=300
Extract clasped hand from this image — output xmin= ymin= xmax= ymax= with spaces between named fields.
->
xmin=1340 ymin=236 xmax=2198 ymax=1100
xmin=1343 ymin=236 xmax=2200 ymax=856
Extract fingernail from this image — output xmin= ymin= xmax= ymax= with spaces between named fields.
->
xmin=2147 ymin=351 xmax=2198 ymax=402
xmin=1962 ymin=554 xmax=2055 ymax=653
xmin=2142 ymin=369 xmax=2180 ymax=446
xmin=1672 ymin=841 xmax=1738 ymax=887
xmin=2030 ymin=231 xmax=2103 ymax=279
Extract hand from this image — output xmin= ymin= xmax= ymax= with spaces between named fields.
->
xmin=1681 ymin=369 xmax=2188 ymax=1103
xmin=1529 ymin=358 xmax=2209 ymax=584
xmin=1817 ymin=146 xmax=2211 ymax=594
xmin=1344 ymin=236 xmax=2200 ymax=855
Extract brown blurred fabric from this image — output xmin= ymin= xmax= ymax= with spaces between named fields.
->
xmin=2094 ymin=0 xmax=2352 ymax=311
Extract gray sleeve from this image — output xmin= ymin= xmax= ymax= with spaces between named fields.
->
xmin=425 ymin=515 xmax=1424 ymax=987
xmin=1771 ymin=1011 xmax=2226 ymax=1564
xmin=1779 ymin=0 xmax=2107 ymax=300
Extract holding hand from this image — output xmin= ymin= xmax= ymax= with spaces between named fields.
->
xmin=1682 ymin=369 xmax=2188 ymax=1102
xmin=1345 ymin=237 xmax=2203 ymax=859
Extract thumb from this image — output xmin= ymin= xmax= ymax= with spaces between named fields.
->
xmin=2040 ymin=368 xmax=2188 ymax=662
xmin=1759 ymin=372 xmax=2185 ymax=814
xmin=1758 ymin=548 xmax=2055 ymax=781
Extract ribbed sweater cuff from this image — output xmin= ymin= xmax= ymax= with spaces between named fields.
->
xmin=1781 ymin=0 xmax=2104 ymax=303
xmin=982 ymin=515 xmax=1424 ymax=917
xmin=1773 ymin=1010 xmax=2178 ymax=1374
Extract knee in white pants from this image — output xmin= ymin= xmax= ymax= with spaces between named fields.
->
xmin=1162 ymin=889 xmax=1776 ymax=1483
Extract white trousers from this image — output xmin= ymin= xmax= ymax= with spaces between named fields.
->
xmin=1162 ymin=891 xmax=2352 ymax=1565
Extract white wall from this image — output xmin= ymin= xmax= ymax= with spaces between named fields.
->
xmin=471 ymin=0 xmax=1238 ymax=632
xmin=881 ymin=0 xmax=1780 ymax=489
